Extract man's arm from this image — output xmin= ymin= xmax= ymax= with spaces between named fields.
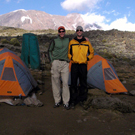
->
xmin=48 ymin=40 xmax=54 ymax=63
xmin=68 ymin=41 xmax=72 ymax=60
xmin=85 ymin=37 xmax=89 ymax=41
xmin=87 ymin=42 xmax=94 ymax=61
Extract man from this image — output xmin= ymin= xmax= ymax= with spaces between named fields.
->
xmin=68 ymin=26 xmax=94 ymax=108
xmin=48 ymin=26 xmax=70 ymax=110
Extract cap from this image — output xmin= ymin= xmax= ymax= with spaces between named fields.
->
xmin=76 ymin=26 xmax=83 ymax=31
xmin=58 ymin=26 xmax=65 ymax=31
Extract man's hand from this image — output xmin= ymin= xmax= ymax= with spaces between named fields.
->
xmin=85 ymin=37 xmax=89 ymax=41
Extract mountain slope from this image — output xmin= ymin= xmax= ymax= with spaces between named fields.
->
xmin=0 ymin=9 xmax=102 ymax=31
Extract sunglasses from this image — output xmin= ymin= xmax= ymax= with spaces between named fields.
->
xmin=76 ymin=29 xmax=83 ymax=32
xmin=59 ymin=30 xmax=65 ymax=33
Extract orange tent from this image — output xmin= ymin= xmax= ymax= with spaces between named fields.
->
xmin=69 ymin=53 xmax=128 ymax=94
xmin=0 ymin=48 xmax=37 ymax=96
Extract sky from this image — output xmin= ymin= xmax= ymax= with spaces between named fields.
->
xmin=0 ymin=0 xmax=135 ymax=31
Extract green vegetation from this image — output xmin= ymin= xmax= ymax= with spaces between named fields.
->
xmin=1 ymin=39 xmax=9 ymax=44
xmin=122 ymin=57 xmax=130 ymax=62
xmin=0 ymin=38 xmax=20 ymax=46
xmin=9 ymin=38 xmax=20 ymax=46
xmin=105 ymin=44 xmax=116 ymax=47
xmin=100 ymin=52 xmax=114 ymax=59
xmin=102 ymin=39 xmax=107 ymax=43
xmin=0 ymin=26 xmax=29 ymax=36
xmin=103 ymin=49 xmax=107 ymax=53
xmin=0 ymin=26 xmax=75 ymax=37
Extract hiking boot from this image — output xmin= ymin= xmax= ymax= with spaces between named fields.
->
xmin=53 ymin=103 xmax=60 ymax=108
xmin=79 ymin=101 xmax=84 ymax=106
xmin=79 ymin=101 xmax=86 ymax=107
xmin=70 ymin=103 xmax=75 ymax=109
xmin=64 ymin=104 xmax=70 ymax=110
xmin=79 ymin=100 xmax=89 ymax=109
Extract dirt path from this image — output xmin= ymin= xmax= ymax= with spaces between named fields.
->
xmin=0 ymin=76 xmax=135 ymax=135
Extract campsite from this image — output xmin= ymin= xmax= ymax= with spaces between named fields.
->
xmin=0 ymin=28 xmax=135 ymax=135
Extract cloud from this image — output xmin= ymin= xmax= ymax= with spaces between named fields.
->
xmin=106 ymin=2 xmax=110 ymax=6
xmin=61 ymin=0 xmax=135 ymax=31
xmin=98 ymin=16 xmax=135 ymax=31
xmin=128 ymin=11 xmax=131 ymax=17
xmin=5 ymin=0 xmax=11 ymax=2
xmin=17 ymin=0 xmax=22 ymax=3
xmin=5 ymin=0 xmax=22 ymax=3
xmin=82 ymin=12 xmax=105 ymax=24
xmin=108 ymin=17 xmax=135 ymax=31
xmin=103 ymin=10 xmax=120 ymax=16
xmin=61 ymin=0 xmax=101 ymax=11
xmin=81 ymin=13 xmax=135 ymax=31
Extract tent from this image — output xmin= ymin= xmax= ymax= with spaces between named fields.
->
xmin=0 ymin=48 xmax=37 ymax=96
xmin=21 ymin=33 xmax=40 ymax=69
xmin=69 ymin=53 xmax=128 ymax=94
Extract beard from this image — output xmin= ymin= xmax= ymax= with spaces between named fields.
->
xmin=77 ymin=34 xmax=83 ymax=37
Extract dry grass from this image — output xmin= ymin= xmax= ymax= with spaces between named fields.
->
xmin=0 ymin=26 xmax=75 ymax=37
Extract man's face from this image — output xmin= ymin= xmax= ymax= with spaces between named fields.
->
xmin=59 ymin=29 xmax=65 ymax=38
xmin=76 ymin=29 xmax=83 ymax=37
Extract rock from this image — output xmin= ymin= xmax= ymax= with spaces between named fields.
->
xmin=77 ymin=120 xmax=82 ymax=123
xmin=122 ymin=81 xmax=127 ymax=84
xmin=37 ymin=80 xmax=44 ymax=84
xmin=24 ymin=93 xmax=44 ymax=107
xmin=85 ymin=96 xmax=134 ymax=113
xmin=129 ymin=90 xmax=135 ymax=96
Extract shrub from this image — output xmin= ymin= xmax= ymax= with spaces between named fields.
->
xmin=105 ymin=44 xmax=116 ymax=47
xmin=102 ymin=39 xmax=107 ymax=43
xmin=10 ymin=38 xmax=20 ymax=46
xmin=1 ymin=39 xmax=9 ymax=44
xmin=122 ymin=57 xmax=130 ymax=62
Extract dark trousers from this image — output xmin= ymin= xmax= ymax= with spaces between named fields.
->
xmin=70 ymin=63 xmax=88 ymax=104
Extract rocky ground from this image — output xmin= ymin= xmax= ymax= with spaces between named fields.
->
xmin=0 ymin=29 xmax=135 ymax=135
xmin=1 ymin=29 xmax=135 ymax=84
xmin=0 ymin=71 xmax=135 ymax=135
